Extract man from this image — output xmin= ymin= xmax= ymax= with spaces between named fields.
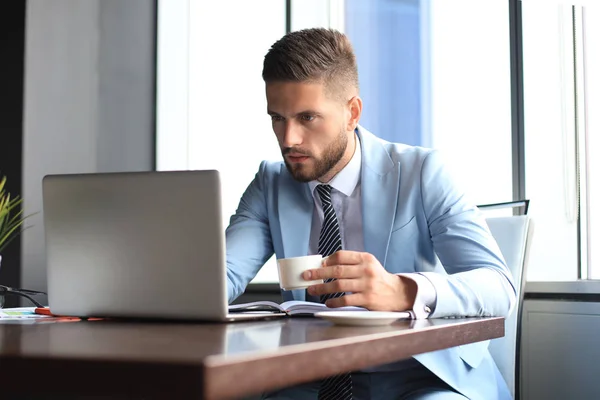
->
xmin=225 ymin=28 xmax=515 ymax=400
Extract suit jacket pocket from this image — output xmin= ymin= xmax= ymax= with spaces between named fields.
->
xmin=390 ymin=216 xmax=418 ymax=237
xmin=386 ymin=216 xmax=419 ymax=272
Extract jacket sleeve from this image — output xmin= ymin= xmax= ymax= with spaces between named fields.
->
xmin=225 ymin=161 xmax=274 ymax=303
xmin=418 ymin=150 xmax=517 ymax=318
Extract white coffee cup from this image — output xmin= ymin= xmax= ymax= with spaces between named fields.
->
xmin=276 ymin=255 xmax=324 ymax=291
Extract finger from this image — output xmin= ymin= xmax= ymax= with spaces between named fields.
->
xmin=303 ymin=263 xmax=363 ymax=281
xmin=325 ymin=293 xmax=364 ymax=308
xmin=307 ymin=278 xmax=363 ymax=296
xmin=323 ymin=250 xmax=364 ymax=267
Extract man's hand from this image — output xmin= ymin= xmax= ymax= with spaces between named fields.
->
xmin=302 ymin=250 xmax=417 ymax=311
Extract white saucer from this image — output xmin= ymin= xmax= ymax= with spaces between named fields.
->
xmin=314 ymin=311 xmax=411 ymax=326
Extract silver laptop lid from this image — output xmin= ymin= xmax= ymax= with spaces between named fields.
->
xmin=42 ymin=170 xmax=227 ymax=320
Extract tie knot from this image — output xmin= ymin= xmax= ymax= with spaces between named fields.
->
xmin=316 ymin=184 xmax=333 ymax=205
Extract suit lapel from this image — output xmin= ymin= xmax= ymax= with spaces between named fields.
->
xmin=358 ymin=127 xmax=400 ymax=267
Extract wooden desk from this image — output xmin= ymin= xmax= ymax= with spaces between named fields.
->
xmin=0 ymin=316 xmax=503 ymax=399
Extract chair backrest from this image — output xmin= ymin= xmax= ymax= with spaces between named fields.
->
xmin=485 ymin=215 xmax=533 ymax=399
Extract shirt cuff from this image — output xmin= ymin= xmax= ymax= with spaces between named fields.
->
xmin=397 ymin=273 xmax=437 ymax=319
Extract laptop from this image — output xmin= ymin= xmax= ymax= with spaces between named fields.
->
xmin=42 ymin=170 xmax=284 ymax=322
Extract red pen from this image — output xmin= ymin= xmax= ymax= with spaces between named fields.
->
xmin=34 ymin=307 xmax=54 ymax=316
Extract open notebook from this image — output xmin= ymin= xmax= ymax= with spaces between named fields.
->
xmin=229 ymin=300 xmax=365 ymax=317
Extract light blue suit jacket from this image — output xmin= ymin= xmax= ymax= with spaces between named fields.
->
xmin=225 ymin=127 xmax=516 ymax=400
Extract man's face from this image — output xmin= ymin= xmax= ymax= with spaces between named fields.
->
xmin=266 ymin=81 xmax=350 ymax=182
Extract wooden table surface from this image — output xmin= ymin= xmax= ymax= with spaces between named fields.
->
xmin=0 ymin=316 xmax=504 ymax=399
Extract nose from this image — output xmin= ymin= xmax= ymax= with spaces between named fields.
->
xmin=281 ymin=121 xmax=303 ymax=149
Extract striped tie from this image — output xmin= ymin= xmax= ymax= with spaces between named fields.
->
xmin=315 ymin=184 xmax=352 ymax=400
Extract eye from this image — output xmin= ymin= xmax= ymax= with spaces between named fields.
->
xmin=270 ymin=115 xmax=284 ymax=122
xmin=300 ymin=114 xmax=315 ymax=122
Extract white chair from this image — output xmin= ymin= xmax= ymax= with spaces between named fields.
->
xmin=485 ymin=214 xmax=533 ymax=400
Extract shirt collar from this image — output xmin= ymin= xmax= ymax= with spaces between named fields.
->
xmin=309 ymin=134 xmax=362 ymax=197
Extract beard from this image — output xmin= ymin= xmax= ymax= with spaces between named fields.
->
xmin=283 ymin=128 xmax=348 ymax=183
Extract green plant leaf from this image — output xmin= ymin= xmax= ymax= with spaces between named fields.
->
xmin=5 ymin=197 xmax=22 ymax=212
xmin=0 ymin=225 xmax=33 ymax=255
xmin=0 ymin=204 xmax=9 ymax=242
xmin=1 ymin=197 xmax=23 ymax=222
xmin=7 ymin=208 xmax=25 ymax=227
xmin=3 ymin=220 xmax=25 ymax=239
xmin=0 ymin=175 xmax=37 ymax=253
xmin=0 ymin=223 xmax=23 ymax=254
xmin=0 ymin=208 xmax=7 ymax=231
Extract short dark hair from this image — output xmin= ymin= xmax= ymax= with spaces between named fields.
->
xmin=262 ymin=28 xmax=359 ymax=100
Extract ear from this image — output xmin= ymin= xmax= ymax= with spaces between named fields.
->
xmin=345 ymin=96 xmax=363 ymax=131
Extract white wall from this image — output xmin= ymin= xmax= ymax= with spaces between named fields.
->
xmin=22 ymin=0 xmax=156 ymax=293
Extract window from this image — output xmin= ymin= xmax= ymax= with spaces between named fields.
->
xmin=157 ymin=0 xmax=285 ymax=283
xmin=345 ymin=0 xmax=513 ymax=206
xmin=521 ymin=0 xmax=598 ymax=281
xmin=586 ymin=6 xmax=600 ymax=279
xmin=423 ymin=0 xmax=513 ymax=206
xmin=157 ymin=0 xmax=515 ymax=284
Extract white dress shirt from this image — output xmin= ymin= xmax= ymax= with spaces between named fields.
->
xmin=307 ymin=135 xmax=436 ymax=318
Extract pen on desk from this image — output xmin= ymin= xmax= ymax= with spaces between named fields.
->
xmin=34 ymin=307 xmax=53 ymax=316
